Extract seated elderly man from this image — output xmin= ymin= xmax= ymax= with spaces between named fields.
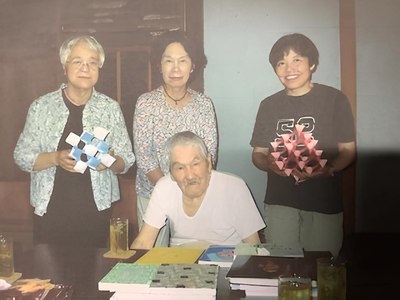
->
xmin=131 ymin=131 xmax=265 ymax=249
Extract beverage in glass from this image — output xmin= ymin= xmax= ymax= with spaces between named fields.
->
xmin=0 ymin=235 xmax=14 ymax=277
xmin=317 ymin=257 xmax=346 ymax=300
xmin=278 ymin=275 xmax=311 ymax=300
xmin=110 ymin=218 xmax=128 ymax=254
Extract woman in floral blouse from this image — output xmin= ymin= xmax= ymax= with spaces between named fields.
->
xmin=133 ymin=30 xmax=218 ymax=246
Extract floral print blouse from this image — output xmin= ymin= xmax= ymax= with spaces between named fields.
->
xmin=133 ymin=86 xmax=218 ymax=198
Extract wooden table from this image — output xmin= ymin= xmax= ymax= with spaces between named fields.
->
xmin=10 ymin=234 xmax=396 ymax=300
xmin=10 ymin=243 xmax=332 ymax=299
xmin=11 ymin=243 xmax=246 ymax=299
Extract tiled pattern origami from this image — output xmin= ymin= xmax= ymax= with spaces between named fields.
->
xmin=65 ymin=127 xmax=116 ymax=174
xmin=270 ymin=124 xmax=327 ymax=183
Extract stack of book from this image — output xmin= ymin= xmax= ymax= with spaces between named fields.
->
xmin=197 ymin=243 xmax=304 ymax=297
xmin=98 ymin=262 xmax=218 ymax=300
xmin=226 ymin=255 xmax=297 ymax=297
xmin=225 ymin=249 xmax=328 ymax=297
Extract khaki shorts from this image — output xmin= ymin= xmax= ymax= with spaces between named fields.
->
xmin=264 ymin=204 xmax=343 ymax=256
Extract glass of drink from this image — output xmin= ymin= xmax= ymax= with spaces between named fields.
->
xmin=317 ymin=257 xmax=346 ymax=300
xmin=278 ymin=274 xmax=311 ymax=300
xmin=0 ymin=234 xmax=14 ymax=277
xmin=109 ymin=218 xmax=128 ymax=254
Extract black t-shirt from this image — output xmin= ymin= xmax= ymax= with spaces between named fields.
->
xmin=250 ymin=83 xmax=355 ymax=213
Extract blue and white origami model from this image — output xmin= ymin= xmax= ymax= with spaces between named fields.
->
xmin=65 ymin=127 xmax=116 ymax=174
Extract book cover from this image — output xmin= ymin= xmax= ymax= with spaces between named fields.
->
xmin=234 ymin=242 xmax=304 ymax=258
xmin=148 ymin=264 xmax=218 ymax=295
xmin=134 ymin=247 xmax=204 ymax=264
xmin=197 ymin=245 xmax=235 ymax=268
xmin=99 ymin=263 xmax=160 ymax=292
xmin=226 ymin=255 xmax=298 ymax=286
xmin=99 ymin=263 xmax=218 ymax=296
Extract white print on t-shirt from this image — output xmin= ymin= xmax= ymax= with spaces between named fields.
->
xmin=275 ymin=116 xmax=316 ymax=137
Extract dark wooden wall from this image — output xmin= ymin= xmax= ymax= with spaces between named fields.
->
xmin=0 ymin=0 xmax=204 ymax=244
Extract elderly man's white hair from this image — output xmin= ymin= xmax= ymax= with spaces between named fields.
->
xmin=166 ymin=131 xmax=209 ymax=168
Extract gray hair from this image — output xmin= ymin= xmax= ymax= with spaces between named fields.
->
xmin=59 ymin=35 xmax=105 ymax=68
xmin=166 ymin=131 xmax=208 ymax=168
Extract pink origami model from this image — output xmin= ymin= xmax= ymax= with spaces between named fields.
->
xmin=270 ymin=124 xmax=327 ymax=183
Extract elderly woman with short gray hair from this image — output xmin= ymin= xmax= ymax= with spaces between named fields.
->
xmin=14 ymin=35 xmax=135 ymax=246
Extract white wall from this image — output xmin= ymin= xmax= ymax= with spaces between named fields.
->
xmin=355 ymin=0 xmax=400 ymax=154
xmin=203 ymin=0 xmax=340 ymax=212
xmin=355 ymin=0 xmax=400 ymax=232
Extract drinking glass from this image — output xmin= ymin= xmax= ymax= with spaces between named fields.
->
xmin=278 ymin=274 xmax=311 ymax=300
xmin=0 ymin=234 xmax=14 ymax=277
xmin=317 ymin=257 xmax=346 ymax=300
xmin=109 ymin=218 xmax=128 ymax=254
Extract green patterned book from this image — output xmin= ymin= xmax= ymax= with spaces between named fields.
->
xmin=98 ymin=263 xmax=218 ymax=296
